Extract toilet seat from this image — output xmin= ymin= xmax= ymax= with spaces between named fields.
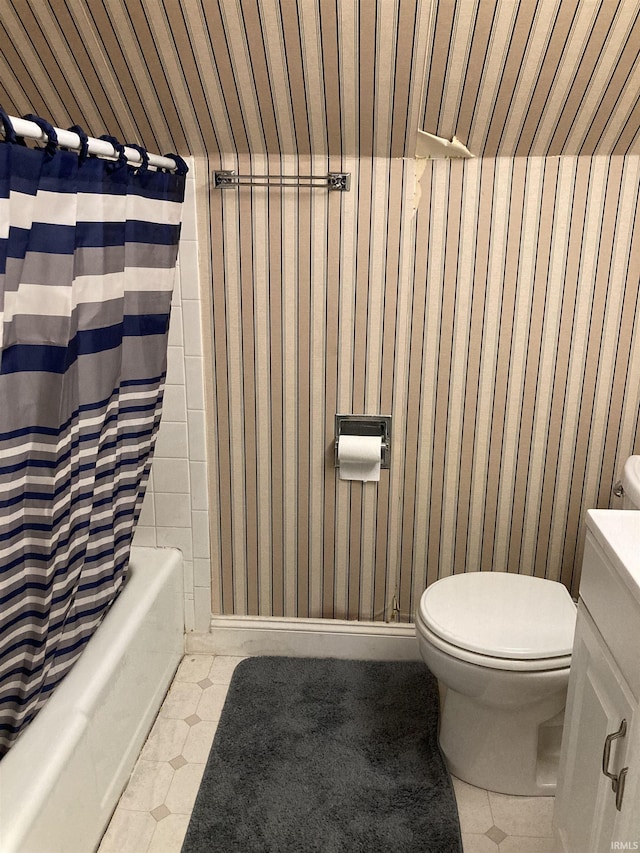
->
xmin=417 ymin=572 xmax=576 ymax=671
xmin=415 ymin=609 xmax=572 ymax=671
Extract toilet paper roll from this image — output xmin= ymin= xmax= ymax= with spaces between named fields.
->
xmin=337 ymin=434 xmax=382 ymax=482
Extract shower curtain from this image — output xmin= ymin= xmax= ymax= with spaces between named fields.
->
xmin=0 ymin=112 xmax=187 ymax=757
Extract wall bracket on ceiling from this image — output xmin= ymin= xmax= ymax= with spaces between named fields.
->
xmin=214 ymin=170 xmax=350 ymax=191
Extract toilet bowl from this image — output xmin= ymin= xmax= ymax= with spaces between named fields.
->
xmin=415 ymin=572 xmax=576 ymax=796
xmin=415 ymin=455 xmax=640 ymax=795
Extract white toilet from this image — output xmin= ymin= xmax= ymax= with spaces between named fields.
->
xmin=415 ymin=455 xmax=640 ymax=797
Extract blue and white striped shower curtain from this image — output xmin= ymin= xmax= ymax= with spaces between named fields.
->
xmin=0 ymin=112 xmax=187 ymax=756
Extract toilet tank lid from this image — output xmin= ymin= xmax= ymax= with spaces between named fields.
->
xmin=418 ymin=573 xmax=576 ymax=660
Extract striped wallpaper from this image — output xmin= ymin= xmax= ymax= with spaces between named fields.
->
xmin=422 ymin=0 xmax=640 ymax=157
xmin=205 ymin=153 xmax=640 ymax=620
xmin=1 ymin=0 xmax=640 ymax=623
xmin=0 ymin=0 xmax=639 ymax=159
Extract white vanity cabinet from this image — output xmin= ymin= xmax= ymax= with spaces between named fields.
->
xmin=554 ymin=510 xmax=640 ymax=853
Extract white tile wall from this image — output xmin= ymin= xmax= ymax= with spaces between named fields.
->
xmin=133 ymin=159 xmax=211 ymax=633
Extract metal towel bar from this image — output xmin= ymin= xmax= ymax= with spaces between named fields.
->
xmin=214 ymin=170 xmax=350 ymax=191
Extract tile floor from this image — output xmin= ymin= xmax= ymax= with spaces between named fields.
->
xmin=98 ymin=655 xmax=556 ymax=853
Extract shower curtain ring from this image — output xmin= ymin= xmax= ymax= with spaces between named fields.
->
xmin=163 ymin=153 xmax=189 ymax=176
xmin=126 ymin=143 xmax=149 ymax=171
xmin=100 ymin=134 xmax=128 ymax=170
xmin=68 ymin=125 xmax=89 ymax=163
xmin=0 ymin=106 xmax=17 ymax=143
xmin=22 ymin=114 xmax=58 ymax=159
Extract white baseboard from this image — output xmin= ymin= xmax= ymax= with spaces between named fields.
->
xmin=185 ymin=615 xmax=421 ymax=661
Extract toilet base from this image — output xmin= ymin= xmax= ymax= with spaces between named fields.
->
xmin=439 ymin=687 xmax=566 ymax=796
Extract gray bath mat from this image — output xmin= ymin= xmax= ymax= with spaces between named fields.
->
xmin=181 ymin=656 xmax=462 ymax=853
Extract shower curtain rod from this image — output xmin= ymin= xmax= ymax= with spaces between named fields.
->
xmin=3 ymin=115 xmax=179 ymax=172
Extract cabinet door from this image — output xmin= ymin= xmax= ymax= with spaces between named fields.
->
xmin=554 ymin=604 xmax=636 ymax=853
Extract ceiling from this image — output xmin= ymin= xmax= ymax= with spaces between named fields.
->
xmin=0 ymin=0 xmax=639 ymax=160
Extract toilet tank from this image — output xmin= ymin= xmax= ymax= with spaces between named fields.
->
xmin=620 ymin=455 xmax=640 ymax=509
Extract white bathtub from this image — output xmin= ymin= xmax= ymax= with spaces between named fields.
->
xmin=0 ymin=546 xmax=184 ymax=853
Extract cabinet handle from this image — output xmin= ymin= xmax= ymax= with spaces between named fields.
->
xmin=615 ymin=767 xmax=628 ymax=812
xmin=602 ymin=719 xmax=628 ymax=810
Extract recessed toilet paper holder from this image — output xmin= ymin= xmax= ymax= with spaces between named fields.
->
xmin=334 ymin=414 xmax=391 ymax=469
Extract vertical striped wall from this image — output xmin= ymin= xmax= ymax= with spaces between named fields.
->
xmin=2 ymin=0 xmax=639 ymax=625
xmin=204 ymin=154 xmax=640 ymax=621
